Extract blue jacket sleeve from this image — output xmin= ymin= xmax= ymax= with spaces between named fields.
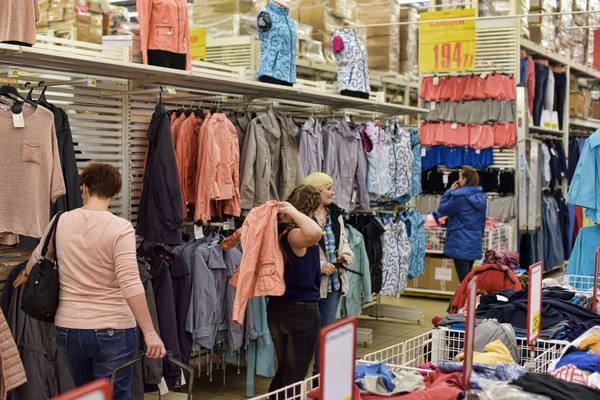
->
xmin=438 ymin=190 xmax=460 ymax=217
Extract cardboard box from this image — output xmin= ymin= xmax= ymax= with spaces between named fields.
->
xmin=570 ymin=91 xmax=592 ymax=118
xmin=593 ymin=101 xmax=600 ymax=119
xmin=407 ymin=256 xmax=461 ymax=293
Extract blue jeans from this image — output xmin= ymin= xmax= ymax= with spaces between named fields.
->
xmin=55 ymin=327 xmax=137 ymax=400
xmin=313 ymin=289 xmax=342 ymax=375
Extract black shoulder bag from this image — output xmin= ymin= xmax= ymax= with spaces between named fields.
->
xmin=21 ymin=212 xmax=63 ymax=322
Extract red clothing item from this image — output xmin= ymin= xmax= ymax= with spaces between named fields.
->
xmin=469 ymin=124 xmax=494 ymax=150
xmin=419 ymin=77 xmax=442 ymax=102
xmin=494 ymin=123 xmax=516 ymax=148
xmin=439 ymin=77 xmax=455 ymax=102
xmin=435 ymin=122 xmax=469 ymax=147
xmin=420 ymin=122 xmax=438 ymax=146
xmin=527 ymin=56 xmax=536 ymax=113
xmin=451 ymin=77 xmax=467 ymax=102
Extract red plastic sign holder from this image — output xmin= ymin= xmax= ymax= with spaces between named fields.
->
xmin=462 ymin=276 xmax=478 ymax=391
xmin=319 ymin=317 xmax=358 ymax=400
xmin=51 ymin=379 xmax=111 ymax=400
xmin=527 ymin=262 xmax=543 ymax=353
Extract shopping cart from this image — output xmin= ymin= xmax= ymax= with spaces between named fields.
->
xmin=555 ymin=274 xmax=599 ymax=296
xmin=363 ymin=327 xmax=568 ymax=373
xmin=111 ymin=351 xmax=195 ymax=399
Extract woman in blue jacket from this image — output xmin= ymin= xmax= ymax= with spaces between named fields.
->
xmin=438 ymin=167 xmax=487 ymax=282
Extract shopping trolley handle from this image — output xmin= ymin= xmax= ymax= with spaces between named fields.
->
xmin=110 ymin=351 xmax=195 ymax=399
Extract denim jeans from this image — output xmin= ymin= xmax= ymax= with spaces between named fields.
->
xmin=532 ymin=62 xmax=549 ymax=127
xmin=313 ymin=289 xmax=342 ymax=375
xmin=267 ymin=301 xmax=321 ymax=397
xmin=55 ymin=327 xmax=137 ymax=400
xmin=453 ymin=259 xmax=475 ymax=283
xmin=520 ymin=57 xmax=528 ymax=84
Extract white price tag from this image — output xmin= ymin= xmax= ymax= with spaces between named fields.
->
xmin=223 ymin=223 xmax=230 ymax=230
xmin=180 ymin=369 xmax=186 ymax=386
xmin=431 ymin=102 xmax=436 ymax=110
xmin=194 ymin=225 xmax=204 ymax=239
xmin=86 ymin=76 xmax=97 ymax=87
xmin=7 ymin=67 xmax=18 ymax=78
xmin=480 ymin=73 xmax=488 ymax=79
xmin=157 ymin=377 xmax=169 ymax=396
xmin=421 ymin=148 xmax=427 ymax=157
xmin=221 ymin=95 xmax=228 ymax=103
xmin=476 ymin=149 xmax=481 ymax=154
xmin=442 ymin=174 xmax=449 ymax=185
xmin=496 ymin=294 xmax=509 ymax=302
xmin=433 ymin=76 xmax=439 ymax=86
xmin=451 ymin=122 xmax=458 ymax=130
xmin=550 ymin=148 xmax=556 ymax=156
xmin=166 ymin=87 xmax=177 ymax=95
xmin=435 ymin=267 xmax=453 ymax=282
xmin=227 ymin=217 xmax=236 ymax=230
xmin=272 ymin=100 xmax=280 ymax=107
xmin=12 ymin=112 xmax=24 ymax=128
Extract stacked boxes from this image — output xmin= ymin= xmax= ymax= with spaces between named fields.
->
xmin=37 ymin=0 xmax=105 ymax=44
xmin=356 ymin=0 xmax=400 ymax=73
xmin=572 ymin=0 xmax=588 ymax=64
xmin=585 ymin=0 xmax=600 ymax=67
xmin=529 ymin=0 xmax=557 ymax=52
xmin=399 ymin=7 xmax=418 ymax=76
xmin=557 ymin=0 xmax=573 ymax=57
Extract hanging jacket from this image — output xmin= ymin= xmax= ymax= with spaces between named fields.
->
xmin=137 ymin=102 xmax=184 ymax=245
xmin=348 ymin=215 xmax=385 ymax=294
xmin=317 ymin=203 xmax=354 ymax=298
xmin=176 ymin=113 xmax=203 ymax=214
xmin=386 ymin=122 xmax=414 ymax=200
xmin=136 ymin=0 xmax=192 ymax=71
xmin=8 ymin=280 xmax=75 ymax=400
xmin=567 ymin=128 xmax=600 ymax=223
xmin=230 ymin=201 xmax=285 ymax=324
xmin=339 ymin=226 xmax=372 ymax=318
xmin=379 ymin=218 xmax=411 ymax=297
xmin=438 ymin=186 xmax=487 ymax=261
xmin=449 ymin=264 xmax=522 ymax=314
xmin=257 ymin=1 xmax=297 ymax=84
xmin=409 ymin=129 xmax=422 ymax=197
xmin=273 ymin=111 xmax=305 ymax=199
xmin=363 ymin=122 xmax=392 ymax=198
xmin=399 ymin=211 xmax=426 ymax=280
xmin=0 ymin=307 xmax=26 ymax=400
xmin=322 ymin=119 xmax=370 ymax=211
xmin=332 ymin=28 xmax=370 ymax=94
xmin=298 ymin=117 xmax=324 ymax=176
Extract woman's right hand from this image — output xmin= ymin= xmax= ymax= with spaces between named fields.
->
xmin=144 ymin=332 xmax=167 ymax=359
xmin=450 ymin=182 xmax=460 ymax=191
xmin=322 ymin=263 xmax=336 ymax=276
xmin=277 ymin=201 xmax=298 ymax=217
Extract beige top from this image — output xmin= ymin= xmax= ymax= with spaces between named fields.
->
xmin=26 ymin=209 xmax=145 ymax=329
xmin=0 ymin=0 xmax=40 ymax=45
xmin=0 ymin=105 xmax=65 ymax=242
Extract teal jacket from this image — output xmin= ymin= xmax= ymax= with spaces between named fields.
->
xmin=567 ymin=128 xmax=600 ymax=223
xmin=338 ymin=226 xmax=372 ymax=318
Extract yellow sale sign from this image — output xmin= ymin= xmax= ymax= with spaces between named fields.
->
xmin=190 ymin=28 xmax=207 ymax=61
xmin=419 ymin=8 xmax=476 ymax=73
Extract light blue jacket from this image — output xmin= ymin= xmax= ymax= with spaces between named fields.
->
xmin=567 ymin=225 xmax=600 ymax=278
xmin=338 ymin=226 xmax=372 ymax=318
xmin=567 ymin=128 xmax=600 ymax=223
xmin=257 ymin=1 xmax=297 ymax=84
xmin=399 ymin=210 xmax=426 ymax=280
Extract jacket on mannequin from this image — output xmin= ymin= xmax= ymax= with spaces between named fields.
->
xmin=136 ymin=0 xmax=192 ymax=71
xmin=0 ymin=0 xmax=40 ymax=46
xmin=332 ymin=28 xmax=369 ymax=96
xmin=257 ymin=0 xmax=297 ymax=85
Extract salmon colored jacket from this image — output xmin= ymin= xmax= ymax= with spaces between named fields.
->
xmin=0 ymin=309 xmax=26 ymax=400
xmin=136 ymin=0 xmax=192 ymax=71
xmin=230 ymin=201 xmax=285 ymax=324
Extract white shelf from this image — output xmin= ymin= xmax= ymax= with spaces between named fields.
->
xmin=0 ymin=42 xmax=427 ymax=116
xmin=570 ymin=118 xmax=600 ymax=130
xmin=528 ymin=125 xmax=564 ymax=136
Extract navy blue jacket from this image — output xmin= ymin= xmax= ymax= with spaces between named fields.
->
xmin=438 ymin=186 xmax=487 ymax=260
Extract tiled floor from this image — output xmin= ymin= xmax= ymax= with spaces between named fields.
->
xmin=146 ymin=295 xmax=450 ymax=399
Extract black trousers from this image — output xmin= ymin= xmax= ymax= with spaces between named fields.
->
xmin=147 ymin=49 xmax=186 ymax=70
xmin=267 ymin=301 xmax=320 ymax=397
xmin=453 ymin=259 xmax=475 ymax=283
xmin=259 ymin=75 xmax=294 ymax=87
xmin=553 ymin=72 xmax=567 ymax=130
xmin=340 ymin=89 xmax=369 ymax=99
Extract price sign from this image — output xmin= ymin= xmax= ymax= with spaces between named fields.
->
xmin=320 ymin=318 xmax=357 ymax=400
xmin=87 ymin=76 xmax=97 ymax=88
xmin=527 ymin=262 xmax=543 ymax=348
xmin=7 ymin=67 xmax=18 ymax=78
xmin=190 ymin=28 xmax=207 ymax=61
xmin=462 ymin=276 xmax=478 ymax=391
xmin=419 ymin=8 xmax=476 ymax=73
xmin=51 ymin=378 xmax=111 ymax=400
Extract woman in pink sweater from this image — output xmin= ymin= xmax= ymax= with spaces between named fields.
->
xmin=14 ymin=163 xmax=165 ymax=400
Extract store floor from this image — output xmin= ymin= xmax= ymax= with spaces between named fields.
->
xmin=145 ymin=295 xmax=449 ymax=400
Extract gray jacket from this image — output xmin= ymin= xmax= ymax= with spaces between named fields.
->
xmin=240 ymin=110 xmax=303 ymax=213
xmin=298 ymin=117 xmax=324 ymax=176
xmin=322 ymin=120 xmax=370 ymax=211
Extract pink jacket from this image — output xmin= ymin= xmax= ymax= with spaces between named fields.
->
xmin=230 ymin=201 xmax=285 ymax=324
xmin=136 ymin=0 xmax=192 ymax=71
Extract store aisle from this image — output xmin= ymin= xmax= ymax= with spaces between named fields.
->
xmin=144 ymin=296 xmax=449 ymax=399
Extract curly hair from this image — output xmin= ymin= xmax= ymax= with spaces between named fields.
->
xmin=79 ymin=163 xmax=122 ymax=199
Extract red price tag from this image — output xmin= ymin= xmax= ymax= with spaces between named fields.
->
xmin=432 ymin=42 xmax=475 ymax=70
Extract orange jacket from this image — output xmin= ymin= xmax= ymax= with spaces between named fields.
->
xmin=136 ymin=0 xmax=192 ymax=71
xmin=193 ymin=114 xmax=241 ymax=223
xmin=229 ymin=201 xmax=285 ymax=324
xmin=0 ymin=309 xmax=26 ymax=400
xmin=176 ymin=113 xmax=203 ymax=214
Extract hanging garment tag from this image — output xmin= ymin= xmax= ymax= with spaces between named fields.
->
xmin=431 ymin=102 xmax=436 ymax=110
xmin=12 ymin=112 xmax=25 ymax=128
xmin=421 ymin=148 xmax=427 ymax=157
xmin=86 ymin=76 xmax=97 ymax=87
xmin=180 ymin=369 xmax=187 ymax=386
xmin=7 ymin=67 xmax=18 ymax=78
xmin=550 ymin=148 xmax=556 ymax=156
xmin=433 ymin=76 xmax=440 ymax=86
xmin=442 ymin=174 xmax=449 ymax=185
xmin=476 ymin=149 xmax=481 ymax=154
xmin=157 ymin=377 xmax=169 ymax=395
xmin=194 ymin=225 xmax=204 ymax=239
xmin=226 ymin=217 xmax=235 ymax=230
xmin=350 ymin=188 xmax=358 ymax=205
xmin=451 ymin=122 xmax=458 ymax=130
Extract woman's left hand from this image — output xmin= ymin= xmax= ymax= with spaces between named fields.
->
xmin=339 ymin=254 xmax=354 ymax=265
xmin=13 ymin=272 xmax=28 ymax=288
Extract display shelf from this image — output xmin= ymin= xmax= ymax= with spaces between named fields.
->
xmin=570 ymin=117 xmax=600 ymax=130
xmin=528 ymin=125 xmax=564 ymax=136
xmin=0 ymin=41 xmax=427 ymax=116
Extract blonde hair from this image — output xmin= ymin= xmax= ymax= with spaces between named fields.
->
xmin=304 ymin=172 xmax=333 ymax=191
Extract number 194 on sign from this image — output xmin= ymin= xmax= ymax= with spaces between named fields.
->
xmin=433 ymin=42 xmax=474 ymax=70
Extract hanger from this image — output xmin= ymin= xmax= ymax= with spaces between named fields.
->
xmin=0 ymin=84 xmax=38 ymax=114
xmin=211 ymin=99 xmax=223 ymax=114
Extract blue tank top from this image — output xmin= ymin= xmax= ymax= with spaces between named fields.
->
xmin=270 ymin=229 xmax=321 ymax=303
